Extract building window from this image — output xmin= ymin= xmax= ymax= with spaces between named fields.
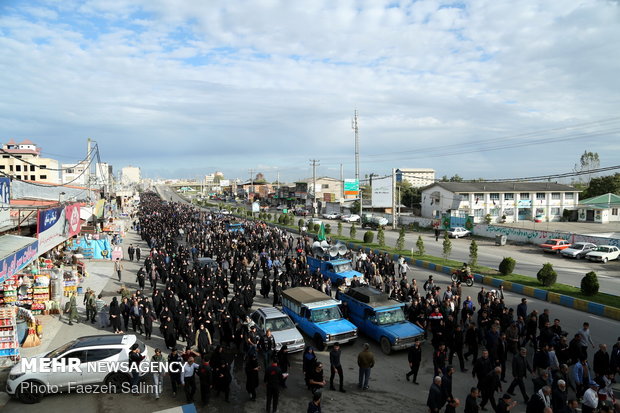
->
xmin=16 ymin=175 xmax=21 ymax=180
xmin=551 ymin=192 xmax=561 ymax=200
xmin=9 ymin=165 xmax=13 ymax=172
xmin=30 ymin=165 xmax=35 ymax=171
xmin=504 ymin=193 xmax=514 ymax=200
xmin=15 ymin=155 xmax=21 ymax=159
xmin=520 ymin=193 xmax=530 ymax=199
xmin=565 ymin=192 xmax=574 ymax=199
xmin=504 ymin=208 xmax=514 ymax=216
xmin=474 ymin=193 xmax=484 ymax=204
xmin=16 ymin=165 xmax=21 ymax=171
xmin=67 ymin=169 xmax=74 ymax=174
xmin=474 ymin=209 xmax=484 ymax=217
xmin=491 ymin=208 xmax=500 ymax=217
xmin=2 ymin=155 xmax=9 ymax=158
xmin=30 ymin=175 xmax=35 ymax=180
xmin=39 ymin=165 xmax=46 ymax=169
xmin=550 ymin=207 xmax=560 ymax=215
xmin=321 ymin=184 xmax=329 ymax=189
xmin=489 ymin=193 xmax=500 ymax=201
xmin=40 ymin=174 xmax=47 ymax=179
xmin=612 ymin=208 xmax=618 ymax=216
xmin=536 ymin=193 xmax=546 ymax=200
xmin=0 ymin=165 xmax=4 ymax=170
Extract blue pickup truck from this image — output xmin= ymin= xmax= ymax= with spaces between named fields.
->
xmin=337 ymin=286 xmax=424 ymax=355
xmin=281 ymin=287 xmax=357 ymax=351
xmin=306 ymin=256 xmax=364 ymax=288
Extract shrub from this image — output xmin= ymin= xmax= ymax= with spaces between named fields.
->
xmin=377 ymin=227 xmax=385 ymax=247
xmin=581 ymin=271 xmax=599 ymax=296
xmin=537 ymin=263 xmax=558 ymax=287
xmin=396 ymin=227 xmax=405 ymax=251
xmin=325 ymin=224 xmax=331 ymax=234
xmin=442 ymin=232 xmax=452 ymax=261
xmin=499 ymin=257 xmax=516 ymax=275
xmin=298 ymin=219 xmax=305 ymax=229
xmin=278 ymin=215 xmax=285 ymax=224
xmin=337 ymin=222 xmax=343 ymax=236
xmin=469 ymin=239 xmax=478 ymax=267
xmin=363 ymin=231 xmax=374 ymax=244
xmin=416 ymin=235 xmax=425 ymax=256
xmin=267 ymin=213 xmax=272 ymax=221
xmin=350 ymin=223 xmax=357 ymax=239
xmin=484 ymin=214 xmax=492 ymax=224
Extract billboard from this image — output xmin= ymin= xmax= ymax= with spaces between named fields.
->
xmin=0 ymin=239 xmax=38 ymax=283
xmin=37 ymin=203 xmax=82 ymax=255
xmin=344 ymin=179 xmax=359 ymax=199
xmin=0 ymin=177 xmax=10 ymax=228
xmin=64 ymin=203 xmax=83 ymax=237
xmin=251 ymin=202 xmax=260 ymax=213
xmin=219 ymin=179 xmax=230 ymax=187
xmin=371 ymin=179 xmax=393 ymax=208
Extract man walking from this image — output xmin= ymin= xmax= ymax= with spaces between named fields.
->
xmin=128 ymin=244 xmax=135 ymax=261
xmin=67 ymin=291 xmax=79 ymax=325
xmin=507 ymin=347 xmax=533 ymax=403
xmin=329 ymin=342 xmax=345 ymax=392
xmin=135 ymin=245 xmax=142 ymax=261
xmin=406 ymin=338 xmax=422 ymax=384
xmin=426 ymin=376 xmax=444 ymax=413
xmin=357 ymin=343 xmax=375 ymax=390
xmin=180 ymin=356 xmax=199 ymax=403
xmin=265 ymin=358 xmax=283 ymax=413
xmin=114 ymin=258 xmax=124 ymax=282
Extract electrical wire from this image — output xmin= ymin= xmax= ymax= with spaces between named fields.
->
xmin=0 ymin=143 xmax=96 ymax=172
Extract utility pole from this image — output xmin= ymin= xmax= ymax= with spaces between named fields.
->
xmin=310 ymin=159 xmax=320 ymax=217
xmin=248 ymin=169 xmax=254 ymax=201
xmin=352 ymin=110 xmax=360 ymax=182
xmin=391 ymin=168 xmax=397 ymax=229
xmin=340 ymin=163 xmax=344 ymax=202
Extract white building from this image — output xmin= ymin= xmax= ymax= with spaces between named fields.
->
xmin=0 ymin=139 xmax=59 ymax=184
xmin=577 ymin=193 xmax=620 ymax=223
xmin=61 ymin=160 xmax=88 ymax=186
xmin=421 ymin=182 xmax=580 ymax=223
xmin=95 ymin=162 xmax=113 ymax=186
xmin=396 ymin=168 xmax=436 ymax=188
xmin=120 ymin=166 xmax=141 ymax=185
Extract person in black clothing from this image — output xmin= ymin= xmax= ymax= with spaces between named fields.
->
xmin=472 ymin=350 xmax=493 ymax=390
xmin=168 ymin=348 xmax=182 ymax=396
xmin=507 ymin=347 xmax=533 ymax=403
xmin=464 ymin=323 xmax=479 ymax=365
xmin=197 ymin=359 xmax=212 ymax=406
xmin=449 ymin=324 xmax=467 ymax=372
xmin=441 ymin=365 xmax=455 ymax=405
xmin=128 ymin=244 xmax=135 ymax=261
xmin=245 ymin=351 xmax=260 ymax=401
xmin=593 ymin=343 xmax=610 ymax=377
xmin=143 ymin=306 xmax=154 ymax=340
xmin=265 ymin=359 xmax=283 ymax=413
xmin=406 ymin=338 xmax=422 ymax=383
xmin=497 ymin=332 xmax=508 ymax=382
xmin=277 ymin=345 xmax=290 ymax=388
xmin=464 ymin=387 xmax=480 ymax=413
xmin=426 ymin=376 xmax=445 ymax=413
xmin=128 ymin=343 xmax=144 ymax=394
xmin=308 ymin=362 xmax=326 ymax=394
xmin=480 ymin=366 xmax=502 ymax=411
xmin=496 ymin=393 xmax=518 ymax=412
xmin=329 ymin=343 xmax=345 ymax=392
xmin=307 ymin=391 xmax=322 ymax=413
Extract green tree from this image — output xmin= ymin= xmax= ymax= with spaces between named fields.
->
xmin=499 ymin=257 xmax=516 ymax=275
xmin=350 ymin=200 xmax=361 ymax=214
xmin=377 ymin=227 xmax=385 ymax=246
xmin=363 ymin=231 xmax=374 ymax=243
xmin=325 ymin=224 xmax=331 ymax=234
xmin=396 ymin=227 xmax=405 ymax=251
xmin=298 ymin=218 xmax=305 ymax=229
xmin=397 ymin=181 xmax=422 ymax=208
xmin=469 ymin=239 xmax=478 ymax=267
xmin=574 ymin=150 xmax=600 ymax=185
xmin=337 ymin=221 xmax=343 ymax=236
xmin=350 ymin=223 xmax=357 ymax=239
xmin=442 ymin=232 xmax=452 ymax=261
xmin=416 ymin=235 xmax=425 ymax=255
xmin=537 ymin=263 xmax=558 ymax=287
xmin=582 ymin=173 xmax=620 ymax=199
xmin=581 ymin=271 xmax=599 ymax=296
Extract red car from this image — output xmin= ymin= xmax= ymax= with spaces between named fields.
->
xmin=540 ymin=238 xmax=571 ymax=253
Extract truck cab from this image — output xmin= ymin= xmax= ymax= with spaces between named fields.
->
xmin=361 ymin=214 xmax=388 ymax=229
xmin=281 ymin=287 xmax=357 ymax=351
xmin=306 ymin=256 xmax=364 ymax=288
xmin=337 ymin=286 xmax=424 ymax=354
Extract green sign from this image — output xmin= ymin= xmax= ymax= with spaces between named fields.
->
xmin=282 ymin=209 xmax=288 ymax=214
xmin=344 ymin=179 xmax=359 ymax=192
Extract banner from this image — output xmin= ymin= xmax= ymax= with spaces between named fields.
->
xmin=64 ymin=203 xmax=82 ymax=237
xmin=372 ymin=180 xmax=393 ymax=208
xmin=37 ymin=206 xmax=72 ymax=255
xmin=0 ymin=239 xmax=38 ymax=283
xmin=94 ymin=199 xmax=106 ymax=218
xmin=0 ymin=177 xmax=10 ymax=228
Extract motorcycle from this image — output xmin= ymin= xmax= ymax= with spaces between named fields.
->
xmin=451 ymin=269 xmax=474 ymax=287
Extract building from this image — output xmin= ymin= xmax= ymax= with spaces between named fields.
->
xmin=294 ymin=177 xmax=343 ymax=209
xmin=95 ymin=162 xmax=113 ymax=187
xmin=577 ymin=193 xmax=620 ymax=223
xmin=120 ymin=166 xmax=141 ymax=185
xmin=0 ymin=139 xmax=59 ymax=184
xmin=61 ymin=160 xmax=89 ymax=186
xmin=396 ymin=168 xmax=436 ymax=188
xmin=420 ymin=182 xmax=580 ymax=223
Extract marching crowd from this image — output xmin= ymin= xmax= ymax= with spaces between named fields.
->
xmin=79 ymin=192 xmax=619 ymax=413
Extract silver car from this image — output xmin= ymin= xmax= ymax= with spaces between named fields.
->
xmin=561 ymin=242 xmax=597 ymax=259
xmin=250 ymin=307 xmax=305 ymax=352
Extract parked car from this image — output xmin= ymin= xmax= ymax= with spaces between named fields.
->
xmin=249 ymin=307 xmax=305 ymax=353
xmin=307 ymin=218 xmax=323 ymax=226
xmin=294 ymin=209 xmax=310 ymax=217
xmin=585 ymin=245 xmax=620 ymax=263
xmin=446 ymin=227 xmax=471 ymax=238
xmin=561 ymin=242 xmax=597 ymax=259
xmin=276 ymin=205 xmax=286 ymax=210
xmin=341 ymin=214 xmax=360 ymax=223
xmin=322 ymin=212 xmax=341 ymax=219
xmin=7 ymin=334 xmax=148 ymax=404
xmin=539 ymin=238 xmax=571 ymax=253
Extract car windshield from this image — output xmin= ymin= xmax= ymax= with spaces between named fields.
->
xmin=46 ymin=340 xmax=77 ymax=358
xmin=544 ymin=239 xmax=556 ymax=244
xmin=311 ymin=307 xmax=342 ymax=323
xmin=265 ymin=317 xmax=295 ymax=332
xmin=375 ymin=309 xmax=406 ymax=325
xmin=449 ymin=228 xmax=458 ymax=232
xmin=596 ymin=247 xmax=611 ymax=252
xmin=572 ymin=243 xmax=586 ymax=250
xmin=333 ymin=263 xmax=352 ymax=273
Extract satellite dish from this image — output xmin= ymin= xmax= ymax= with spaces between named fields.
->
xmin=337 ymin=243 xmax=348 ymax=256
xmin=320 ymin=240 xmax=330 ymax=249
xmin=329 ymin=245 xmax=339 ymax=258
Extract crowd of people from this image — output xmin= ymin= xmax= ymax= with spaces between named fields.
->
xmin=85 ymin=192 xmax=619 ymax=412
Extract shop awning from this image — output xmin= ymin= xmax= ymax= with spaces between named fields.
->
xmin=0 ymin=235 xmax=39 ymax=283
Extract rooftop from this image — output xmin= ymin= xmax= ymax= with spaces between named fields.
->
xmin=426 ymin=181 xmax=579 ymax=193
xmin=579 ymin=193 xmax=620 ymax=208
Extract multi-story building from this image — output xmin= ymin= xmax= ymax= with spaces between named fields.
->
xmin=396 ymin=168 xmax=436 ymax=188
xmin=61 ymin=160 xmax=89 ymax=186
xmin=96 ymin=162 xmax=113 ymax=186
xmin=120 ymin=166 xmax=141 ymax=185
xmin=0 ymin=139 xmax=59 ymax=183
xmin=294 ymin=177 xmax=343 ymax=206
xmin=421 ymin=182 xmax=580 ymax=223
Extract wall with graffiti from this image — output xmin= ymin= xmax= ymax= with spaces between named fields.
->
xmin=474 ymin=224 xmax=620 ymax=247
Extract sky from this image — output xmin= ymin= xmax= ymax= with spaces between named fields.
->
xmin=1 ymin=0 xmax=619 ymax=183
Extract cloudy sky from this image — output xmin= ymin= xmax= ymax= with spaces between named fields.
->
xmin=1 ymin=0 xmax=619 ymax=183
